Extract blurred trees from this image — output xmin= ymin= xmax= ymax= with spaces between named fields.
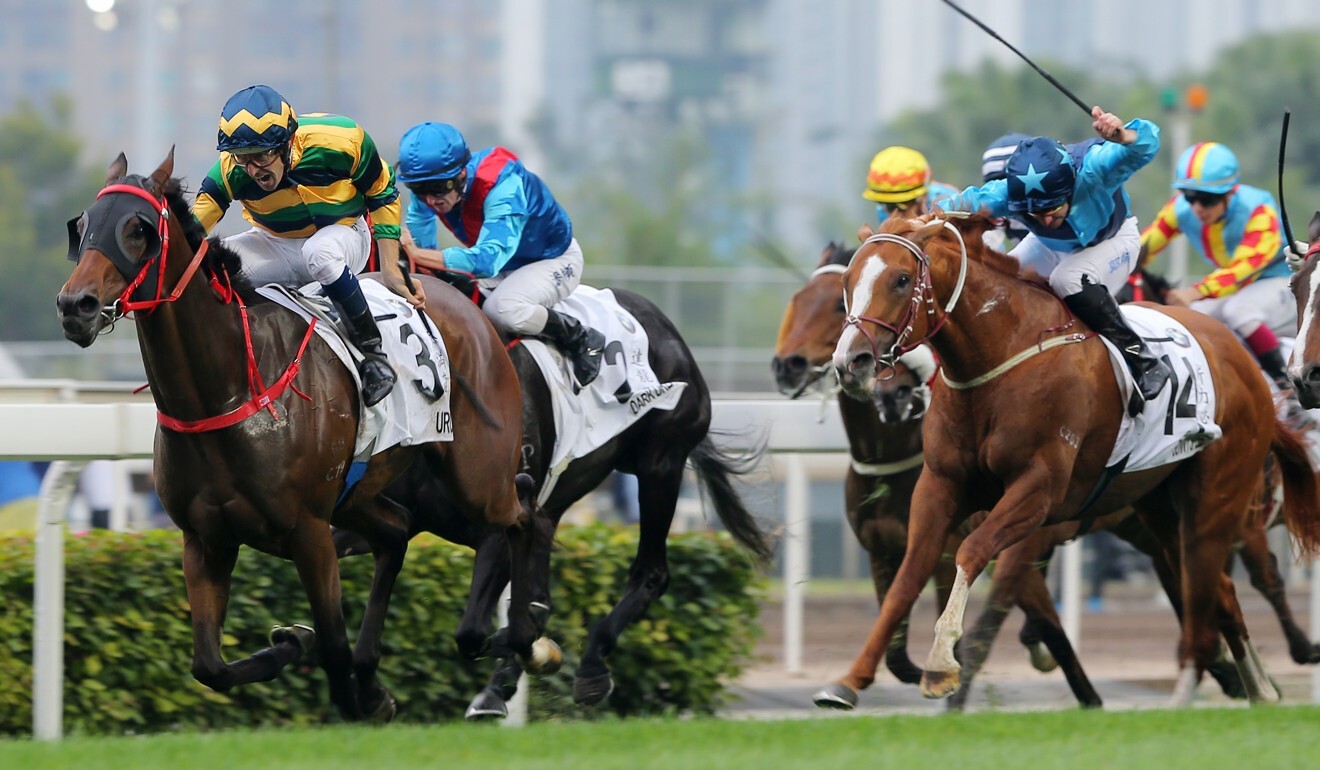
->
xmin=0 ymin=97 xmax=102 ymax=341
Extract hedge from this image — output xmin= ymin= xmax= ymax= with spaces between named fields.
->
xmin=0 ymin=524 xmax=764 ymax=735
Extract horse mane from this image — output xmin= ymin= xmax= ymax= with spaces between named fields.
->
xmin=161 ymin=178 xmax=259 ymax=302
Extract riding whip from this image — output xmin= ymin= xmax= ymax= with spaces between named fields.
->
xmin=1277 ymin=109 xmax=1305 ymax=260
xmin=939 ymin=0 xmax=1093 ymax=118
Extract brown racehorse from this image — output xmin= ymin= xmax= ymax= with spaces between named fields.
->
xmin=824 ymin=212 xmax=1320 ymax=708
xmin=55 ymin=151 xmax=557 ymax=721
xmin=772 ymin=241 xmax=1085 ymax=694
xmin=1287 ymin=212 xmax=1320 ymax=408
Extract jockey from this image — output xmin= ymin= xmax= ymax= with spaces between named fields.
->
xmin=863 ymin=146 xmax=961 ymax=222
xmin=979 ymin=132 xmax=1032 ymax=252
xmin=937 ymin=106 xmax=1170 ymax=414
xmin=395 ymin=122 xmax=605 ymax=388
xmin=192 ymin=85 xmax=416 ymax=407
xmin=1140 ymin=142 xmax=1296 ymax=392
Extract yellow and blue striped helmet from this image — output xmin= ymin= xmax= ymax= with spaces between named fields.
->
xmin=216 ymin=85 xmax=298 ymax=152
xmin=1173 ymin=142 xmax=1239 ymax=195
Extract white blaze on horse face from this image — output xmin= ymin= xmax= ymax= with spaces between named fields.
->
xmin=1294 ymin=266 xmax=1320 ymax=378
xmin=832 ymin=253 xmax=890 ymax=370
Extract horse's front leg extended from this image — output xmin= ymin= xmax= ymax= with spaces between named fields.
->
xmin=814 ymin=471 xmax=962 ymax=710
xmin=182 ymin=533 xmax=305 ymax=691
xmin=922 ymin=467 xmax=1058 ymax=699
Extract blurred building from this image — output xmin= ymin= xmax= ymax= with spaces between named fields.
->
xmin=2 ymin=0 xmax=1317 ymax=248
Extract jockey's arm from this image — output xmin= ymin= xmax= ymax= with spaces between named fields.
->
xmin=934 ymin=179 xmax=1011 ymax=218
xmin=441 ymin=175 xmax=530 ymax=278
xmin=1139 ymin=197 xmax=1181 ymax=265
xmin=1194 ymin=205 xmax=1285 ymax=300
xmin=191 ymin=160 xmax=233 ymax=234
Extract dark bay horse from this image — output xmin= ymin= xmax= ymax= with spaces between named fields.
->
xmin=56 ymin=151 xmax=556 ymax=721
xmin=367 ymin=274 xmax=774 ymax=718
xmin=826 ymin=213 xmax=1320 ymax=708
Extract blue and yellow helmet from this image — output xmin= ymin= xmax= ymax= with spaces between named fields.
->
xmin=396 ymin=122 xmax=471 ymax=185
xmin=216 ymin=85 xmax=298 ymax=153
xmin=1004 ymin=137 xmax=1075 ymax=213
xmin=1173 ymin=142 xmax=1239 ymax=195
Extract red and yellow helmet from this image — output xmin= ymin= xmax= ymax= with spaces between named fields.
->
xmin=863 ymin=146 xmax=932 ymax=204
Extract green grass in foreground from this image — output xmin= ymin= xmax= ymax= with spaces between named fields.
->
xmin=3 ymin=706 xmax=1319 ymax=770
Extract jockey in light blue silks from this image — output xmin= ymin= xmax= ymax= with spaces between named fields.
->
xmin=937 ymin=106 xmax=1170 ymax=415
xmin=396 ymin=122 xmax=605 ymax=387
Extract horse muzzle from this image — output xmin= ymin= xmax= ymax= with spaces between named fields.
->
xmin=1296 ymin=368 xmax=1320 ymax=410
xmin=833 ymin=349 xmax=876 ymax=399
xmin=56 ymin=289 xmax=106 ymax=347
xmin=771 ymin=354 xmax=811 ymax=397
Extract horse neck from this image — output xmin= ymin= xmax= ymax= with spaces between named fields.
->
xmin=837 ymin=394 xmax=921 ymax=463
xmin=924 ymin=249 xmax=1068 ymax=386
xmin=133 ymin=233 xmax=249 ymax=419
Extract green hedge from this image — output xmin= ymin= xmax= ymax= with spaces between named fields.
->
xmin=0 ymin=524 xmax=764 ymax=735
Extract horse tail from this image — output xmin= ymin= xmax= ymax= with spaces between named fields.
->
xmin=452 ymin=372 xmax=501 ymax=429
xmin=1271 ymin=420 xmax=1320 ymax=557
xmin=689 ymin=432 xmax=776 ymax=563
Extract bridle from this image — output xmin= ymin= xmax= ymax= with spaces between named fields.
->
xmin=840 ymin=219 xmax=969 ymax=372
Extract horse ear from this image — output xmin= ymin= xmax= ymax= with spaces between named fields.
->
xmin=106 ymin=152 xmax=128 ymax=184
xmin=856 ymin=223 xmax=875 ymax=243
xmin=146 ymin=146 xmax=176 ymax=195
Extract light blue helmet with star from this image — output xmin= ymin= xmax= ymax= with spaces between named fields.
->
xmin=1004 ymin=137 xmax=1075 ymax=214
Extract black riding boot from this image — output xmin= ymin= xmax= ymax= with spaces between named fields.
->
xmin=1064 ymin=283 xmax=1170 ymax=416
xmin=540 ymin=309 xmax=605 ymax=387
xmin=336 ymin=301 xmax=397 ymax=407
xmin=1259 ymin=347 xmax=1317 ymax=432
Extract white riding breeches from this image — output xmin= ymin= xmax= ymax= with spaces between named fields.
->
xmin=1188 ymin=276 xmax=1296 ymax=339
xmin=479 ymin=238 xmax=585 ymax=335
xmin=223 ymin=217 xmax=371 ymax=287
xmin=1011 ymin=217 xmax=1141 ymax=297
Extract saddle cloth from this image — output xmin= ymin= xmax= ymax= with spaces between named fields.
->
xmin=1103 ymin=305 xmax=1222 ymax=472
xmin=522 ymin=285 xmax=687 ymax=504
xmin=257 ymin=280 xmax=453 ymax=459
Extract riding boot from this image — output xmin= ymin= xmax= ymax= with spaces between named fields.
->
xmin=1064 ymin=282 xmax=1170 ymax=416
xmin=539 ymin=309 xmax=606 ymax=387
xmin=335 ymin=300 xmax=397 ymax=407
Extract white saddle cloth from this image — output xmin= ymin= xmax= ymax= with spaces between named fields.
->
xmin=1103 ymin=305 xmax=1222 ymax=472
xmin=523 ymin=285 xmax=687 ymax=504
xmin=257 ymin=280 xmax=453 ymax=459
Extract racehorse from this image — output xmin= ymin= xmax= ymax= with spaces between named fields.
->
xmin=362 ymin=271 xmax=775 ymax=718
xmin=824 ymin=212 xmax=1320 ymax=708
xmin=56 ymin=151 xmax=557 ymax=721
xmin=774 ymin=241 xmax=1123 ymax=708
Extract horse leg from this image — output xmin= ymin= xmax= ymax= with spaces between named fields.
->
xmin=455 ymin=526 xmax=512 ymax=659
xmin=288 ymin=521 xmax=362 ymax=720
xmin=182 ymin=533 xmax=308 ymax=693
xmin=921 ymin=471 xmax=1057 ymax=699
xmin=1013 ymin=547 xmax=1102 ymax=708
xmin=1213 ymin=572 xmax=1280 ymax=704
xmin=465 ymin=656 xmax=526 ymax=721
xmin=345 ymin=497 xmax=415 ymax=723
xmin=1237 ymin=518 xmax=1320 ymax=664
xmin=813 ymin=472 xmax=962 ymax=710
xmin=501 ymin=478 xmax=559 ymax=675
xmin=860 ymin=516 xmax=923 ymax=685
xmin=573 ymin=461 xmax=683 ymax=706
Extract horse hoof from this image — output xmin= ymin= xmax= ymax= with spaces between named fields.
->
xmin=365 ymin=691 xmax=398 ymax=723
xmin=812 ymin=684 xmax=858 ymax=710
xmin=572 ymin=671 xmax=615 ymax=706
xmin=270 ymin=624 xmax=316 ymax=656
xmin=920 ymin=669 xmax=960 ymax=699
xmin=1027 ymin=642 xmax=1059 ymax=673
xmin=522 ymin=637 xmax=563 ymax=675
xmin=465 ymin=690 xmax=509 ymax=721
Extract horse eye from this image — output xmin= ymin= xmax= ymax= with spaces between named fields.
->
xmin=125 ymin=222 xmax=147 ymax=245
xmin=836 ymin=299 xmax=847 ymax=313
xmin=895 ymin=274 xmax=912 ymax=290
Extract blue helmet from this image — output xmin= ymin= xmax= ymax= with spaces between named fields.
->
xmin=981 ymin=132 xmax=1032 ymax=183
xmin=1173 ymin=142 xmax=1239 ymax=195
xmin=396 ymin=122 xmax=472 ymax=185
xmin=217 ymin=85 xmax=298 ymax=152
xmin=1004 ymin=136 xmax=1075 ymax=213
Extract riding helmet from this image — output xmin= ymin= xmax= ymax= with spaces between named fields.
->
xmin=216 ymin=85 xmax=298 ymax=152
xmin=863 ymin=146 xmax=932 ymax=204
xmin=1004 ymin=136 xmax=1075 ymax=213
xmin=396 ymin=122 xmax=472 ymax=184
xmin=1172 ymin=142 xmax=1239 ymax=195
xmin=981 ymin=132 xmax=1032 ymax=183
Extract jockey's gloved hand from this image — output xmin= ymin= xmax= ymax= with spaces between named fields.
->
xmin=1288 ymin=241 xmax=1308 ymax=273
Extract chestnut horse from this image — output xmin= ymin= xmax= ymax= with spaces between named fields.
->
xmin=772 ymin=241 xmax=1089 ymax=694
xmin=56 ymin=151 xmax=556 ymax=721
xmin=825 ymin=213 xmax=1320 ymax=708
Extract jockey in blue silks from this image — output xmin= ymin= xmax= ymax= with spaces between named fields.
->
xmin=937 ymin=106 xmax=1170 ymax=414
xmin=396 ymin=122 xmax=605 ymax=387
